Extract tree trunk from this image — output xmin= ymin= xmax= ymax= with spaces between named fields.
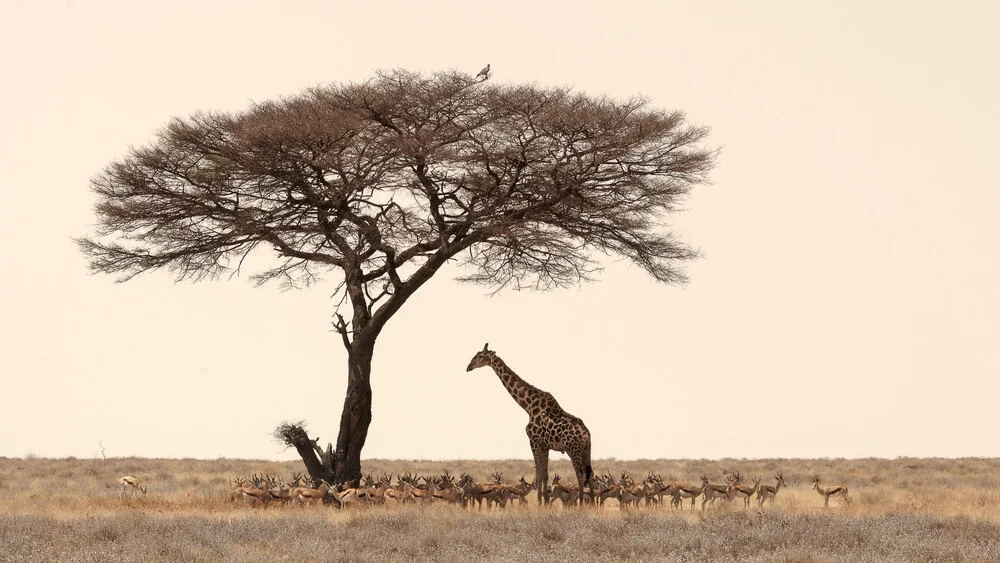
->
xmin=332 ymin=338 xmax=375 ymax=487
xmin=274 ymin=421 xmax=336 ymax=485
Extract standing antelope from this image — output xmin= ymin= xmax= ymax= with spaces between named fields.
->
xmin=594 ymin=473 xmax=623 ymax=507
xmin=232 ymin=474 xmax=272 ymax=507
xmin=756 ymin=472 xmax=786 ymax=508
xmin=729 ymin=471 xmax=762 ymax=509
xmin=385 ymin=479 xmax=417 ymax=504
xmin=700 ymin=475 xmax=733 ymax=510
xmin=431 ymin=479 xmax=466 ymax=505
xmin=812 ymin=477 xmax=850 ymax=507
xmin=234 ymin=485 xmax=270 ymax=507
xmin=618 ymin=474 xmax=644 ymax=509
xmin=118 ymin=476 xmax=146 ymax=500
xmin=290 ymin=480 xmax=330 ymax=506
xmin=331 ymin=483 xmax=365 ymax=508
xmin=503 ymin=477 xmax=534 ymax=506
xmin=483 ymin=472 xmax=509 ymax=509
xmin=268 ymin=482 xmax=293 ymax=504
xmin=663 ymin=480 xmax=701 ymax=510
xmin=464 ymin=473 xmax=505 ymax=510
xmin=548 ymin=475 xmax=576 ymax=506
xmin=641 ymin=474 xmax=666 ymax=508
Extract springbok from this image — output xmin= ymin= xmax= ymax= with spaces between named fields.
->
xmin=290 ymin=480 xmax=330 ymax=506
xmin=431 ymin=477 xmax=466 ymax=505
xmin=728 ymin=471 xmax=762 ymax=509
xmin=331 ymin=483 xmax=365 ymax=508
xmin=618 ymin=474 xmax=644 ymax=509
xmin=701 ymin=475 xmax=733 ymax=510
xmin=503 ymin=477 xmax=534 ymax=506
xmin=118 ymin=476 xmax=146 ymax=500
xmin=593 ymin=473 xmax=623 ymax=507
xmin=642 ymin=474 xmax=669 ymax=508
xmin=268 ymin=473 xmax=305 ymax=504
xmin=549 ymin=474 xmax=585 ymax=507
xmin=384 ymin=479 xmax=417 ymax=504
xmin=756 ymin=472 xmax=787 ymax=508
xmin=410 ymin=476 xmax=436 ymax=504
xmin=466 ymin=472 xmax=506 ymax=510
xmin=664 ymin=481 xmax=701 ymax=510
xmin=233 ymin=481 xmax=270 ymax=507
xmin=812 ymin=477 xmax=850 ymax=507
xmin=359 ymin=473 xmax=389 ymax=506
xmin=268 ymin=483 xmax=293 ymax=503
xmin=589 ymin=474 xmax=614 ymax=507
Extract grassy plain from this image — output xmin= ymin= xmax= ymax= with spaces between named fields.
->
xmin=1 ymin=456 xmax=998 ymax=562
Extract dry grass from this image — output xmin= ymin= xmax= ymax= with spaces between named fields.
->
xmin=1 ymin=457 xmax=998 ymax=562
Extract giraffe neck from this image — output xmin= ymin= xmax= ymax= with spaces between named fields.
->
xmin=488 ymin=356 xmax=539 ymax=413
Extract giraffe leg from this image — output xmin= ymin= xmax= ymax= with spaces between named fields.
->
xmin=569 ymin=438 xmax=593 ymax=507
xmin=572 ymin=465 xmax=586 ymax=507
xmin=531 ymin=445 xmax=549 ymax=506
xmin=570 ymin=454 xmax=592 ymax=507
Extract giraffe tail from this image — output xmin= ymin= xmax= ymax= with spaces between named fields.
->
xmin=585 ymin=464 xmax=594 ymax=486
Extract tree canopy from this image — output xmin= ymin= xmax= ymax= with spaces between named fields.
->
xmin=81 ymin=70 xmax=713 ymax=313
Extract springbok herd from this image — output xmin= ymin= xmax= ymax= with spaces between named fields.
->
xmin=118 ymin=469 xmax=851 ymax=510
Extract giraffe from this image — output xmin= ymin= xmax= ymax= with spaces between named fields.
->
xmin=466 ymin=343 xmax=594 ymax=506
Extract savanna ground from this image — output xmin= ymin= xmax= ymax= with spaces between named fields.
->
xmin=1 ymin=457 xmax=998 ymax=562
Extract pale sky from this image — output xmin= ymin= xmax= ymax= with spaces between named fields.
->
xmin=1 ymin=1 xmax=997 ymax=462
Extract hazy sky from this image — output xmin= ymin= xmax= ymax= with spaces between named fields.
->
xmin=1 ymin=1 xmax=997 ymax=462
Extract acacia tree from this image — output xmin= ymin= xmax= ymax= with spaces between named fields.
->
xmin=78 ymin=69 xmax=715 ymax=485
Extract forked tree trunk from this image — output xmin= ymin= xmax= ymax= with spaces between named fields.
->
xmin=286 ymin=258 xmax=450 ymax=486
xmin=273 ymin=421 xmax=335 ymax=485
xmin=278 ymin=337 xmax=374 ymax=487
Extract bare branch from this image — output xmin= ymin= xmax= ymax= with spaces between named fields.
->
xmin=331 ymin=313 xmax=352 ymax=350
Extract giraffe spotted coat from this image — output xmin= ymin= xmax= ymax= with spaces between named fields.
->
xmin=466 ymin=343 xmax=593 ymax=505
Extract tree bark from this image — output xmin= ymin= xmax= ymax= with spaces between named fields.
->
xmin=294 ymin=440 xmax=334 ymax=484
xmin=273 ymin=421 xmax=336 ymax=485
xmin=332 ymin=337 xmax=375 ymax=487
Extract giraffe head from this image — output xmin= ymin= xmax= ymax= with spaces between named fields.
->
xmin=466 ymin=343 xmax=497 ymax=372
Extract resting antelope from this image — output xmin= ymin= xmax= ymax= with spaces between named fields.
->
xmin=118 ymin=476 xmax=146 ymax=500
xmin=700 ymin=475 xmax=733 ymax=510
xmin=756 ymin=472 xmax=786 ymax=508
xmin=812 ymin=477 xmax=850 ymax=507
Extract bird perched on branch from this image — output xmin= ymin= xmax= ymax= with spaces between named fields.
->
xmin=476 ymin=64 xmax=490 ymax=81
